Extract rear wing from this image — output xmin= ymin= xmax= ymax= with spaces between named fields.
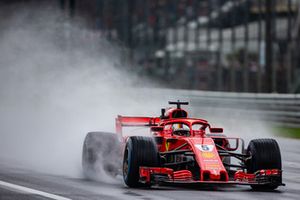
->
xmin=116 ymin=115 xmax=160 ymax=138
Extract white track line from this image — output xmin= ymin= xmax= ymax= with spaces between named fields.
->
xmin=0 ymin=180 xmax=72 ymax=200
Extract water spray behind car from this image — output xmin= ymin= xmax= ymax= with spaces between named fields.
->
xmin=0 ymin=3 xmax=144 ymax=182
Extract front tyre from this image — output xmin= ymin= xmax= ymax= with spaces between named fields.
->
xmin=123 ymin=136 xmax=160 ymax=187
xmin=246 ymin=138 xmax=282 ymax=190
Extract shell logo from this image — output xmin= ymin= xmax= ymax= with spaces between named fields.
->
xmin=202 ymin=152 xmax=215 ymax=158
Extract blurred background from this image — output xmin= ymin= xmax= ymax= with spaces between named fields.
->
xmin=2 ymin=0 xmax=300 ymax=93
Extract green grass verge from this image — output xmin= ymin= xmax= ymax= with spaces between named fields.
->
xmin=273 ymin=127 xmax=300 ymax=139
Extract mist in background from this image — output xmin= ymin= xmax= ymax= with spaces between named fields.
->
xmin=0 ymin=3 xmax=156 ymax=178
xmin=0 ymin=2 xmax=272 ymax=180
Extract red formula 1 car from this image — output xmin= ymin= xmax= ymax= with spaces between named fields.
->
xmin=82 ymin=101 xmax=284 ymax=190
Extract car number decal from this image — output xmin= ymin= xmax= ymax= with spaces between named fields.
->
xmin=195 ymin=144 xmax=214 ymax=152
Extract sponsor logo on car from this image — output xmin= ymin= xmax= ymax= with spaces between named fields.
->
xmin=202 ymin=152 xmax=216 ymax=158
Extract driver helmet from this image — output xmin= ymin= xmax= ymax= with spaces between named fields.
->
xmin=172 ymin=123 xmax=190 ymax=136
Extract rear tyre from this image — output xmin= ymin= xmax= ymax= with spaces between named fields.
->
xmin=82 ymin=132 xmax=121 ymax=179
xmin=123 ymin=136 xmax=160 ymax=188
xmin=246 ymin=139 xmax=282 ymax=190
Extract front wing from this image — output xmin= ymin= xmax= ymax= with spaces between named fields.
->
xmin=139 ymin=167 xmax=284 ymax=186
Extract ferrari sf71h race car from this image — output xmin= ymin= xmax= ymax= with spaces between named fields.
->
xmin=82 ymin=101 xmax=284 ymax=190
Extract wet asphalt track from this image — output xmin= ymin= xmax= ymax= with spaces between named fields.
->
xmin=0 ymin=137 xmax=299 ymax=200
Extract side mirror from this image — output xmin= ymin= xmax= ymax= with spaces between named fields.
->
xmin=151 ymin=126 xmax=164 ymax=132
xmin=210 ymin=128 xmax=223 ymax=133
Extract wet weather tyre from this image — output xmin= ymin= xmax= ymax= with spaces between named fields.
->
xmin=82 ymin=132 xmax=121 ymax=179
xmin=123 ymin=136 xmax=160 ymax=188
xmin=246 ymin=139 xmax=282 ymax=190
